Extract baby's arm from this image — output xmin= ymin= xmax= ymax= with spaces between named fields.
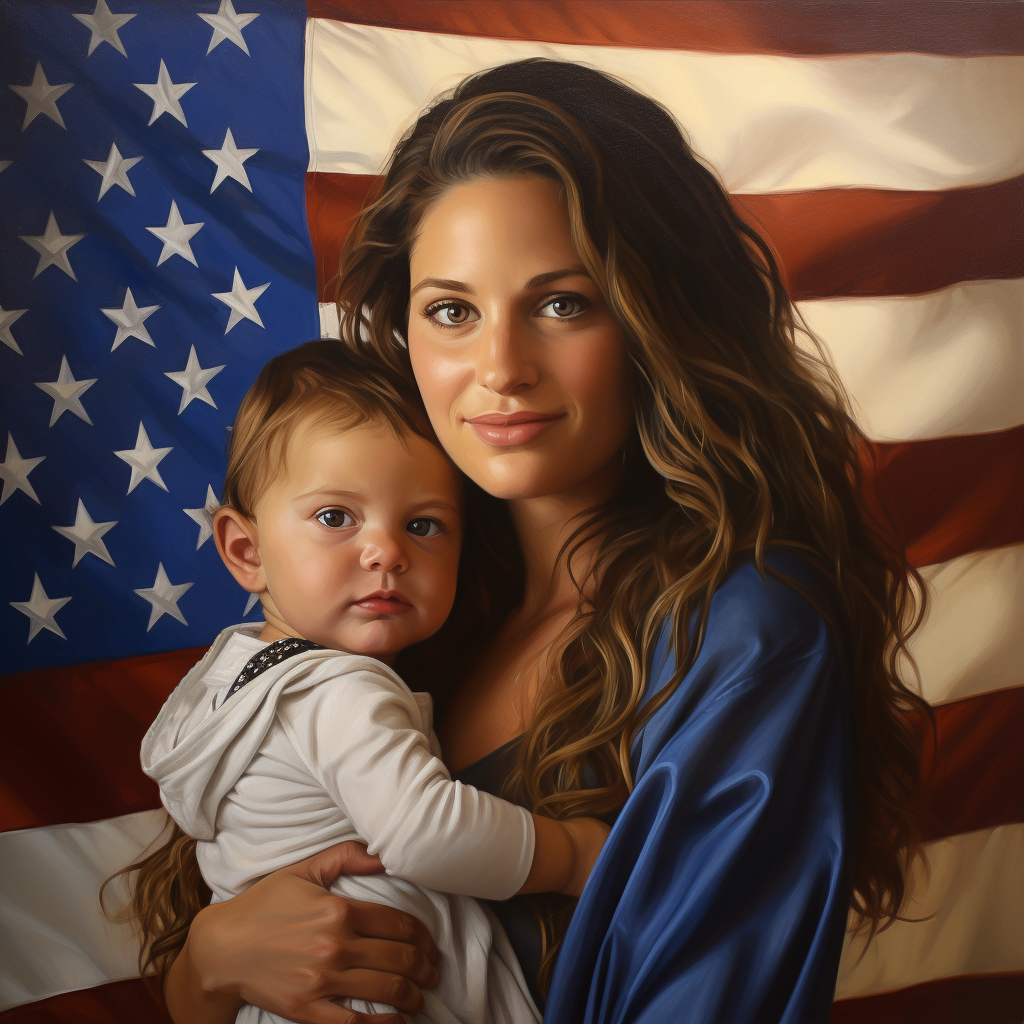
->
xmin=521 ymin=815 xmax=610 ymax=898
xmin=278 ymin=662 xmax=608 ymax=901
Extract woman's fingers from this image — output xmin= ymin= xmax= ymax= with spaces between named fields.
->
xmin=279 ymin=996 xmax=405 ymax=1024
xmin=285 ymin=841 xmax=386 ymax=887
xmin=326 ymin=968 xmax=427 ymax=1016
xmin=340 ymin=898 xmax=439 ymax=966
xmin=338 ymin=937 xmax=439 ymax=989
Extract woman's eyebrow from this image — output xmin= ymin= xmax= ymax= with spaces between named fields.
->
xmin=410 ymin=267 xmax=589 ymax=298
xmin=410 ymin=277 xmax=473 ymax=297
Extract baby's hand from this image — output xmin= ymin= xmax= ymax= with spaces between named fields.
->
xmin=561 ymin=818 xmax=611 ymax=898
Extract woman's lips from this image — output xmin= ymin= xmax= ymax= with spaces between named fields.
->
xmin=465 ymin=411 xmax=565 ymax=447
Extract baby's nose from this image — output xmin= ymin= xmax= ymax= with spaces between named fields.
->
xmin=359 ymin=532 xmax=407 ymax=574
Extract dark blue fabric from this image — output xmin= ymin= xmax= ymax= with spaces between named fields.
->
xmin=544 ymin=553 xmax=852 ymax=1024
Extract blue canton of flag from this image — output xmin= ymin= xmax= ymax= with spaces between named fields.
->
xmin=1 ymin=0 xmax=318 ymax=674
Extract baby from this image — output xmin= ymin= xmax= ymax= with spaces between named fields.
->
xmin=141 ymin=341 xmax=608 ymax=1024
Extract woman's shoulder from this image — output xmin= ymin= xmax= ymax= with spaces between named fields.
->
xmin=634 ymin=549 xmax=848 ymax=774
xmin=645 ymin=549 xmax=843 ymax=715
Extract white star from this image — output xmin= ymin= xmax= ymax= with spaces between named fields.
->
xmin=0 ymin=303 xmax=28 ymax=355
xmin=244 ymin=591 xmax=260 ymax=615
xmin=35 ymin=355 xmax=97 ymax=426
xmin=0 ymin=160 xmax=11 ymax=174
xmin=135 ymin=563 xmax=192 ymax=630
xmin=9 ymin=63 xmax=73 ymax=131
xmin=134 ymin=60 xmax=195 ymax=127
xmin=101 ymin=287 xmax=159 ymax=351
xmin=11 ymin=574 xmax=71 ymax=643
xmin=166 ymin=346 xmax=224 ymax=414
xmin=199 ymin=0 xmax=259 ymax=55
xmin=146 ymin=200 xmax=203 ymax=266
xmin=0 ymin=433 xmax=44 ymax=505
xmin=73 ymin=0 xmax=136 ymax=57
xmin=53 ymin=499 xmax=116 ymax=567
xmin=184 ymin=484 xmax=220 ymax=549
xmin=83 ymin=142 xmax=142 ymax=199
xmin=114 ymin=421 xmax=171 ymax=493
xmin=203 ymin=128 xmax=257 ymax=193
xmin=213 ymin=267 xmax=269 ymax=333
xmin=20 ymin=211 xmax=86 ymax=280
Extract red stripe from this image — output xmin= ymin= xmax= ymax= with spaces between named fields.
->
xmin=830 ymin=972 xmax=1024 ymax=1024
xmin=733 ymin=175 xmax=1024 ymax=301
xmin=5 ymin=970 xmax=1020 ymax=1024
xmin=306 ymin=172 xmax=381 ymax=306
xmin=3 ymin=641 xmax=1020 ymax=842
xmin=861 ymin=425 xmax=1024 ymax=569
xmin=0 ymin=978 xmax=172 ymax=1023
xmin=305 ymin=172 xmax=1024 ymax=305
xmin=0 ymin=647 xmax=204 ymax=833
xmin=307 ymin=1 xmax=1024 ymax=56
xmin=922 ymin=687 xmax=1024 ymax=843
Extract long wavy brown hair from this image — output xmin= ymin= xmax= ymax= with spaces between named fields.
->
xmin=328 ymin=59 xmax=932 ymax=987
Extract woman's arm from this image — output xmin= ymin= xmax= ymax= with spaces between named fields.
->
xmin=164 ymin=842 xmax=439 ymax=1024
xmin=545 ymin=559 xmax=852 ymax=1024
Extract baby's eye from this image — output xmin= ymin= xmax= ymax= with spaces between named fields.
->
xmin=424 ymin=301 xmax=478 ymax=328
xmin=316 ymin=508 xmax=353 ymax=529
xmin=407 ymin=518 xmax=441 ymax=538
xmin=538 ymin=294 xmax=588 ymax=319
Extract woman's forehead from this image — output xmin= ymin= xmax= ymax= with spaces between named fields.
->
xmin=410 ymin=176 xmax=578 ymax=280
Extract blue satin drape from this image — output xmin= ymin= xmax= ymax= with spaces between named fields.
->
xmin=545 ymin=554 xmax=852 ymax=1023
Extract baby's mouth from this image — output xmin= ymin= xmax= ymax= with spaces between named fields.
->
xmin=350 ymin=591 xmax=412 ymax=615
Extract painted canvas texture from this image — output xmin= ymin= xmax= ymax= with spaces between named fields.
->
xmin=1 ymin=2 xmax=1022 ymax=1021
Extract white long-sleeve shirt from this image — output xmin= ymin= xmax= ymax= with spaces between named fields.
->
xmin=141 ymin=623 xmax=540 ymax=1024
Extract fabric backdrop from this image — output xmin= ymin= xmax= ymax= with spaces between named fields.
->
xmin=1 ymin=2 xmax=1021 ymax=1021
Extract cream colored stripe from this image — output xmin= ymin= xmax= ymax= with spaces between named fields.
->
xmin=305 ymin=19 xmax=1024 ymax=193
xmin=798 ymin=279 xmax=1024 ymax=442
xmin=323 ymin=276 xmax=1024 ymax=444
xmin=904 ymin=544 xmax=1024 ymax=707
xmin=836 ymin=822 xmax=1024 ymax=999
xmin=0 ymin=810 xmax=166 ymax=1011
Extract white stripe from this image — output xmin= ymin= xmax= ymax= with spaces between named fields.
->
xmin=836 ymin=822 xmax=1024 ymax=999
xmin=905 ymin=543 xmax=1024 ymax=707
xmin=319 ymin=301 xmax=340 ymax=340
xmin=0 ymin=810 xmax=165 ymax=1011
xmin=797 ymin=278 xmax=1024 ymax=441
xmin=305 ymin=19 xmax=1024 ymax=193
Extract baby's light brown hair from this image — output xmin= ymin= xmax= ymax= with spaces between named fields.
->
xmin=223 ymin=338 xmax=437 ymax=520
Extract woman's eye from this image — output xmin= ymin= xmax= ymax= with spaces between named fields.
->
xmin=406 ymin=518 xmax=441 ymax=538
xmin=316 ymin=508 xmax=353 ymax=529
xmin=538 ymin=295 xmax=588 ymax=319
xmin=424 ymin=302 xmax=478 ymax=328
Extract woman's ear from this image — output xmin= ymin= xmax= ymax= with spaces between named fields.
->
xmin=214 ymin=507 xmax=264 ymax=593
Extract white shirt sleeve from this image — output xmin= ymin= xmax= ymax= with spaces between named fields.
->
xmin=276 ymin=661 xmax=535 ymax=900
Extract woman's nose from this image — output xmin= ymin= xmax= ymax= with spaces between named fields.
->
xmin=359 ymin=531 xmax=407 ymax=574
xmin=476 ymin=311 xmax=538 ymax=395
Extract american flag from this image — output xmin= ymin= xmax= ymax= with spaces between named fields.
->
xmin=1 ymin=2 xmax=1022 ymax=1021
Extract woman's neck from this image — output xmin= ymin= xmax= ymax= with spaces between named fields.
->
xmin=510 ymin=458 xmax=623 ymax=619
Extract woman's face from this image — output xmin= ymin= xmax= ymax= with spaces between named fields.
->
xmin=407 ymin=175 xmax=633 ymax=503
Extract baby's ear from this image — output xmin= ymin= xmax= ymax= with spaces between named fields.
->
xmin=214 ymin=507 xmax=264 ymax=593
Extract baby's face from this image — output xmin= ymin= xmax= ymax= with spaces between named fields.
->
xmin=252 ymin=418 xmax=463 ymax=661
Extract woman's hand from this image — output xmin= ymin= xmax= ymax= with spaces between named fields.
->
xmin=165 ymin=841 xmax=439 ymax=1024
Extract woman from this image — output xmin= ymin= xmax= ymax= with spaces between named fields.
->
xmin=158 ymin=59 xmax=927 ymax=1023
